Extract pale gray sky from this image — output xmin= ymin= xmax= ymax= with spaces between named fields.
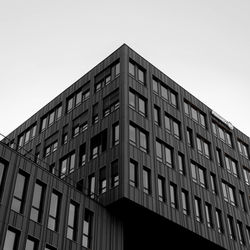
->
xmin=0 ymin=0 xmax=250 ymax=137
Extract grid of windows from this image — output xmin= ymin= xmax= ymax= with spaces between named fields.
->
xmin=152 ymin=77 xmax=178 ymax=108
xmin=191 ymin=162 xmax=206 ymax=188
xmin=237 ymin=140 xmax=249 ymax=159
xmin=212 ymin=121 xmax=232 ymax=147
xmin=184 ymin=101 xmax=206 ymax=128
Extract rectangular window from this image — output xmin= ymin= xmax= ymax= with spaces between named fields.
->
xmin=3 ymin=228 xmax=20 ymax=250
xmin=178 ymin=153 xmax=185 ymax=175
xmin=143 ymin=167 xmax=151 ymax=194
xmin=0 ymin=160 xmax=8 ymax=201
xmin=191 ymin=162 xmax=206 ymax=188
xmin=25 ymin=236 xmax=39 ymax=250
xmin=129 ymin=61 xmax=135 ymax=76
xmin=129 ymin=124 xmax=136 ymax=146
xmin=215 ymin=209 xmax=223 ymax=233
xmin=111 ymin=160 xmax=119 ymax=188
xmin=103 ymin=88 xmax=119 ymax=117
xmin=158 ymin=176 xmax=165 ymax=202
xmin=129 ymin=124 xmax=148 ymax=153
xmin=246 ymin=226 xmax=250 ymax=245
xmin=194 ymin=197 xmax=202 ymax=222
xmin=239 ymin=191 xmax=247 ymax=212
xmin=181 ymin=189 xmax=189 ymax=215
xmin=222 ymin=182 xmax=236 ymax=206
xmin=88 ymin=175 xmax=95 ymax=199
xmin=30 ymin=181 xmax=45 ymax=223
xmin=212 ymin=121 xmax=232 ymax=147
xmin=170 ymin=183 xmax=178 ymax=209
xmin=129 ymin=91 xmax=135 ymax=109
xmin=18 ymin=123 xmax=37 ymax=147
xmin=243 ymin=167 xmax=250 ymax=185
xmin=138 ymin=97 xmax=146 ymax=116
xmin=205 ymin=203 xmax=213 ymax=228
xmin=129 ymin=89 xmax=147 ymax=117
xmin=67 ymin=201 xmax=79 ymax=241
xmin=139 ymin=130 xmax=148 ymax=153
xmin=99 ymin=167 xmax=107 ymax=194
xmin=92 ymin=103 xmax=99 ymax=124
xmin=90 ymin=129 xmax=107 ymax=159
xmin=173 ymin=120 xmax=180 ymax=139
xmin=165 ymin=145 xmax=173 ymax=168
xmin=156 ymin=141 xmax=163 ymax=162
xmin=210 ymin=173 xmax=217 ymax=194
xmin=227 ymin=215 xmax=236 ymax=240
xmin=59 ymin=152 xmax=75 ymax=178
xmin=11 ymin=171 xmax=29 ymax=213
xmin=112 ymin=123 xmax=119 ymax=146
xmin=79 ymin=143 xmax=86 ymax=167
xmin=186 ymin=128 xmax=193 ymax=147
xmin=237 ymin=140 xmax=249 ymax=159
xmin=225 ymin=155 xmax=238 ymax=177
xmin=129 ymin=160 xmax=138 ymax=187
xmin=164 ymin=113 xmax=181 ymax=139
xmin=154 ymin=105 xmax=161 ymax=126
xmin=216 ymin=148 xmax=223 ymax=167
xmin=48 ymin=191 xmax=61 ymax=232
xmin=237 ymin=220 xmax=245 ymax=245
xmin=196 ymin=135 xmax=210 ymax=159
xmin=45 ymin=245 xmax=57 ymax=250
xmin=152 ymin=78 xmax=158 ymax=93
xmin=82 ymin=209 xmax=93 ymax=248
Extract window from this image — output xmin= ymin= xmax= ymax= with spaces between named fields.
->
xmin=184 ymin=101 xmax=206 ymax=128
xmin=111 ymin=160 xmax=119 ymax=188
xmin=186 ymin=127 xmax=193 ymax=147
xmin=225 ymin=155 xmax=238 ymax=177
xmin=0 ymin=159 xmax=8 ymax=201
xmin=158 ymin=176 xmax=165 ymax=202
xmin=45 ymin=245 xmax=57 ymax=250
xmin=154 ymin=105 xmax=161 ymax=126
xmin=239 ymin=191 xmax=247 ymax=212
xmin=59 ymin=152 xmax=75 ymax=178
xmin=139 ymin=130 xmax=148 ymax=152
xmin=194 ymin=197 xmax=202 ymax=222
xmin=227 ymin=215 xmax=236 ymax=240
xmin=112 ymin=122 xmax=119 ymax=146
xmin=114 ymin=61 xmax=120 ymax=77
xmin=79 ymin=143 xmax=86 ymax=167
xmin=76 ymin=179 xmax=84 ymax=193
xmin=62 ymin=125 xmax=68 ymax=145
xmin=210 ymin=173 xmax=217 ymax=194
xmin=129 ymin=89 xmax=147 ymax=117
xmin=222 ymin=182 xmax=236 ymax=206
xmin=99 ymin=167 xmax=107 ymax=194
xmin=237 ymin=221 xmax=245 ymax=245
xmin=92 ymin=103 xmax=99 ymax=124
xmin=143 ymin=167 xmax=151 ymax=194
xmin=67 ymin=201 xmax=79 ymax=241
xmin=164 ymin=113 xmax=181 ymax=139
xmin=181 ymin=189 xmax=189 ymax=215
xmin=156 ymin=141 xmax=162 ymax=162
xmin=40 ymin=105 xmax=62 ymax=131
xmin=82 ymin=209 xmax=93 ymax=248
xmin=178 ymin=153 xmax=185 ymax=175
xmin=216 ymin=148 xmax=223 ymax=167
xmin=48 ymin=191 xmax=61 ymax=232
xmin=152 ymin=78 xmax=158 ymax=93
xmin=165 ymin=145 xmax=173 ymax=168
xmin=103 ymin=88 xmax=119 ymax=117
xmin=25 ymin=236 xmax=39 ymax=250
xmin=30 ymin=181 xmax=45 ymax=223
xmin=191 ymin=162 xmax=206 ymax=188
xmin=129 ymin=60 xmax=145 ymax=84
xmin=196 ymin=136 xmax=210 ymax=159
xmin=215 ymin=209 xmax=223 ymax=233
xmin=49 ymin=164 xmax=55 ymax=175
xmin=88 ymin=174 xmax=96 ymax=199
xmin=243 ymin=167 xmax=250 ymax=185
xmin=129 ymin=123 xmax=149 ymax=153
xmin=18 ymin=123 xmax=37 ymax=147
xmin=205 ymin=203 xmax=213 ymax=228
xmin=11 ymin=171 xmax=29 ymax=213
xmin=212 ymin=121 xmax=232 ymax=147
xmin=170 ymin=183 xmax=178 ymax=209
xmin=246 ymin=226 xmax=250 ymax=245
xmin=90 ymin=129 xmax=107 ymax=159
xmin=66 ymin=86 xmax=89 ymax=112
xmin=129 ymin=160 xmax=138 ymax=187
xmin=3 ymin=228 xmax=20 ymax=250
xmin=237 ymin=140 xmax=249 ymax=159
xmin=44 ymin=141 xmax=58 ymax=157
xmin=72 ymin=112 xmax=88 ymax=137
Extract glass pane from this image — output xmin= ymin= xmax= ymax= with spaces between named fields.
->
xmin=152 ymin=79 xmax=158 ymax=93
xmin=48 ymin=112 xmax=55 ymax=126
xmin=25 ymin=239 xmax=35 ymax=250
xmin=76 ymin=91 xmax=82 ymax=106
xmin=68 ymin=203 xmax=75 ymax=227
xmin=14 ymin=173 xmax=25 ymax=199
xmin=139 ymin=131 xmax=147 ymax=151
xmin=57 ymin=106 xmax=62 ymax=119
xmin=4 ymin=230 xmax=16 ymax=250
xmin=30 ymin=208 xmax=39 ymax=222
xmin=170 ymin=92 xmax=177 ymax=107
xmin=49 ymin=193 xmax=58 ymax=217
xmin=173 ymin=121 xmax=179 ymax=138
xmin=138 ymin=98 xmax=145 ymax=115
xmin=129 ymin=92 xmax=135 ymax=108
xmin=32 ymin=183 xmax=42 ymax=208
xmin=164 ymin=116 xmax=171 ymax=131
xmin=67 ymin=98 xmax=73 ymax=112
xmin=129 ymin=125 xmax=136 ymax=144
xmin=129 ymin=62 xmax=135 ymax=76
xmin=165 ymin=147 xmax=172 ymax=166
xmin=198 ymin=168 xmax=205 ymax=187
xmin=161 ymin=85 xmax=168 ymax=100
xmin=184 ymin=102 xmax=189 ymax=115
xmin=191 ymin=107 xmax=198 ymax=121
xmin=138 ymin=69 xmax=144 ymax=83
xmin=191 ymin=163 xmax=197 ymax=181
xmin=156 ymin=141 xmax=162 ymax=161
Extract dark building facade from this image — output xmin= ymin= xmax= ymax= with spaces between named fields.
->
xmin=1 ymin=44 xmax=250 ymax=250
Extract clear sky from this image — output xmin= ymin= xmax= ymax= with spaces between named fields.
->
xmin=0 ymin=0 xmax=250 ymax=137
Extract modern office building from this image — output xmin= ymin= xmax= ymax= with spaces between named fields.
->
xmin=1 ymin=44 xmax=250 ymax=250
